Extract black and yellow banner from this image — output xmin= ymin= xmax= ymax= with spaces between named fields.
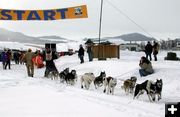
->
xmin=0 ymin=5 xmax=88 ymax=20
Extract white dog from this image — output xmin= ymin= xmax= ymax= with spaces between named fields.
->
xmin=103 ymin=77 xmax=117 ymax=95
xmin=81 ymin=73 xmax=95 ymax=90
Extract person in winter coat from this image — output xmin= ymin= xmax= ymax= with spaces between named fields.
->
xmin=1 ymin=49 xmax=7 ymax=69
xmin=19 ymin=51 xmax=25 ymax=65
xmin=78 ymin=44 xmax=85 ymax=64
xmin=4 ymin=49 xmax=12 ymax=70
xmin=32 ymin=50 xmax=44 ymax=68
xmin=145 ymin=41 xmax=153 ymax=61
xmin=139 ymin=56 xmax=154 ymax=77
xmin=13 ymin=51 xmax=20 ymax=64
xmin=43 ymin=47 xmax=58 ymax=77
xmin=23 ymin=48 xmax=36 ymax=77
xmin=153 ymin=41 xmax=160 ymax=61
xmin=87 ymin=44 xmax=93 ymax=62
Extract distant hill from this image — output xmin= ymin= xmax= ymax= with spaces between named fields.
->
xmin=0 ymin=28 xmax=156 ymax=45
xmin=113 ymin=33 xmax=156 ymax=42
xmin=83 ymin=33 xmax=156 ymax=44
xmin=38 ymin=35 xmax=65 ymax=39
xmin=0 ymin=28 xmax=42 ymax=44
xmin=0 ymin=28 xmax=70 ymax=44
xmin=37 ymin=35 xmax=69 ymax=43
xmin=37 ymin=35 xmax=77 ymax=43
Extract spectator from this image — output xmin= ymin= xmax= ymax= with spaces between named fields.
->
xmin=86 ymin=44 xmax=93 ymax=62
xmin=85 ymin=39 xmax=94 ymax=62
xmin=145 ymin=41 xmax=153 ymax=61
xmin=23 ymin=48 xmax=36 ymax=77
xmin=153 ymin=41 xmax=160 ymax=61
xmin=32 ymin=50 xmax=44 ymax=68
xmin=78 ymin=44 xmax=85 ymax=64
xmin=19 ymin=51 xmax=25 ymax=65
xmin=4 ymin=49 xmax=12 ymax=70
xmin=13 ymin=51 xmax=20 ymax=64
xmin=139 ymin=56 xmax=154 ymax=77
xmin=1 ymin=49 xmax=7 ymax=69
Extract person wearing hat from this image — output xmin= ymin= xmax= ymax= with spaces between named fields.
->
xmin=23 ymin=48 xmax=36 ymax=77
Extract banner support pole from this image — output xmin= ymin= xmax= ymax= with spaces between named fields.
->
xmin=98 ymin=0 xmax=104 ymax=60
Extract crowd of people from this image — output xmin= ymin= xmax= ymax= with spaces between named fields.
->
xmin=0 ymin=47 xmax=58 ymax=78
xmin=78 ymin=40 xmax=160 ymax=78
xmin=1 ymin=49 xmax=25 ymax=70
xmin=0 ymin=40 xmax=159 ymax=78
xmin=144 ymin=41 xmax=160 ymax=61
xmin=22 ymin=47 xmax=58 ymax=78
xmin=78 ymin=40 xmax=94 ymax=64
xmin=139 ymin=41 xmax=160 ymax=77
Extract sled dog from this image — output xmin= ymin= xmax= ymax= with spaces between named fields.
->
xmin=94 ymin=71 xmax=106 ymax=89
xmin=103 ymin=77 xmax=117 ymax=95
xmin=48 ymin=71 xmax=59 ymax=80
xmin=134 ymin=79 xmax=163 ymax=102
xmin=121 ymin=76 xmax=137 ymax=94
xmin=81 ymin=73 xmax=95 ymax=90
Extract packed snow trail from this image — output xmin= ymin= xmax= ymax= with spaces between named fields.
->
xmin=1 ymin=50 xmax=180 ymax=117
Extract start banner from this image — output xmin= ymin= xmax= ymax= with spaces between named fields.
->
xmin=0 ymin=5 xmax=88 ymax=20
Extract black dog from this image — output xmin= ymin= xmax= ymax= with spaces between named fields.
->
xmin=134 ymin=80 xmax=158 ymax=102
xmin=59 ymin=68 xmax=69 ymax=83
xmin=94 ymin=71 xmax=106 ymax=89
xmin=65 ymin=70 xmax=77 ymax=85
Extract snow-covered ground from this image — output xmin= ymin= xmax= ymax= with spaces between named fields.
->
xmin=0 ymin=50 xmax=180 ymax=117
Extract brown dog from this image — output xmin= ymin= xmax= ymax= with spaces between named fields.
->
xmin=121 ymin=76 xmax=137 ymax=94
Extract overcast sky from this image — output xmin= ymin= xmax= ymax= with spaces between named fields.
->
xmin=0 ymin=0 xmax=180 ymax=40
